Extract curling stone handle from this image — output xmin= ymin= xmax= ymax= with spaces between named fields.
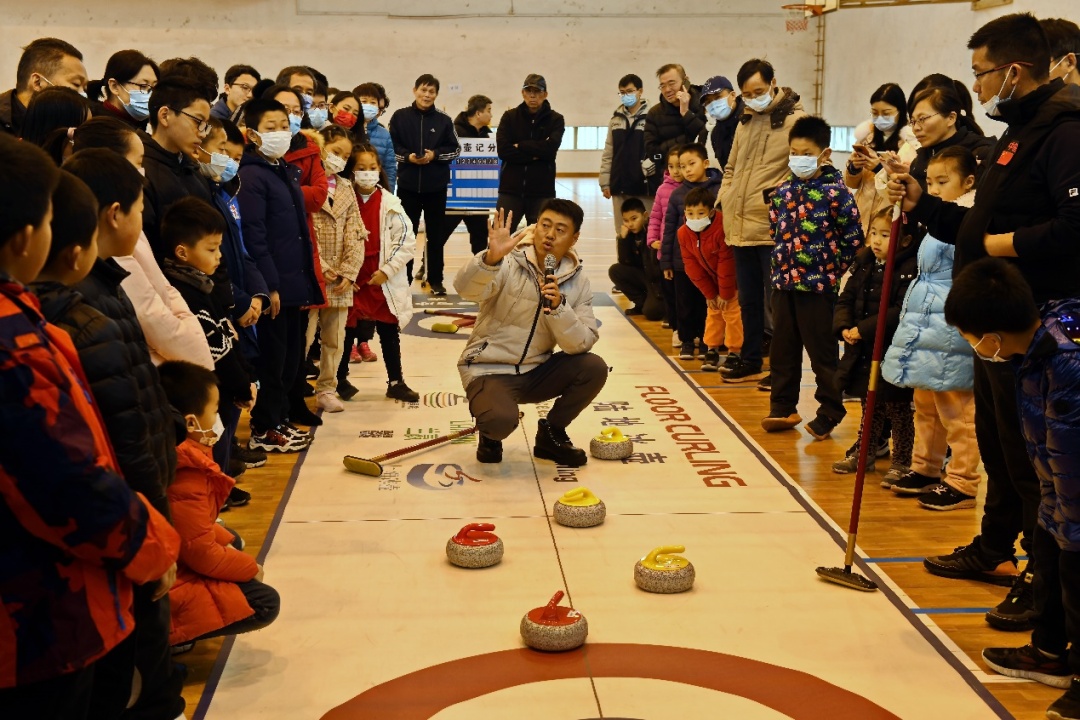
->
xmin=541 ymin=591 xmax=565 ymax=620
xmin=560 ymin=488 xmax=597 ymax=504
xmin=648 ymin=545 xmax=687 ymax=565
xmin=455 ymin=523 xmax=497 ymax=542
xmin=599 ymin=428 xmax=626 ymax=442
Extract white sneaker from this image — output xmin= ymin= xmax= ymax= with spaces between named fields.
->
xmin=672 ymin=329 xmax=680 ymax=348
xmin=316 ymin=391 xmax=344 ymax=413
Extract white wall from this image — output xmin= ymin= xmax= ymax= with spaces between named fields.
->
xmin=822 ymin=0 xmax=1079 ymax=137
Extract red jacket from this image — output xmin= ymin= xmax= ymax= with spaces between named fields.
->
xmin=0 ymin=276 xmax=178 ymax=688
xmin=286 ymin=132 xmax=330 ymax=309
xmin=167 ymin=439 xmax=258 ymax=644
xmin=677 ymin=213 xmax=737 ymax=302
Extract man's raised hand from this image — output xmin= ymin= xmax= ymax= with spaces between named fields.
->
xmin=484 ymin=208 xmax=520 ymax=265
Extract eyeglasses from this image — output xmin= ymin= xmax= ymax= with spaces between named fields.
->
xmin=179 ymin=110 xmax=212 ymax=138
xmin=230 ymin=83 xmax=254 ymax=95
xmin=910 ymin=112 xmax=941 ymax=128
xmin=123 ymin=81 xmax=155 ymax=93
xmin=972 ymin=61 xmax=1033 ymax=79
xmin=287 ymin=110 xmax=305 ymax=119
xmin=312 ymin=101 xmax=328 ymax=111
xmin=658 ymin=80 xmax=682 ymax=91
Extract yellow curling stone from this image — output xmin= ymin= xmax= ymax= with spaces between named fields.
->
xmin=552 ymin=488 xmax=606 ymax=528
xmin=520 ymin=591 xmax=588 ymax=652
xmin=589 ymin=427 xmax=634 ymax=460
xmin=634 ymin=545 xmax=695 ymax=593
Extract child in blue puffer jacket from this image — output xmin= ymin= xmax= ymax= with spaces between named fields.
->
xmin=881 ymin=147 xmax=981 ymax=511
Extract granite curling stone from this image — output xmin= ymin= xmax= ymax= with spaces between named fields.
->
xmin=552 ymin=487 xmax=606 ymax=528
xmin=520 ymin=591 xmax=588 ymax=652
xmin=634 ymin=545 xmax=695 ymax=593
xmin=445 ymin=523 xmax=504 ymax=568
xmin=589 ymin=427 xmax=634 ymax=460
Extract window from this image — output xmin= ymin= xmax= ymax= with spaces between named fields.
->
xmin=831 ymin=126 xmax=856 ymax=154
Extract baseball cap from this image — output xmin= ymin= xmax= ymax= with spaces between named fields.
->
xmin=701 ymin=76 xmax=734 ymax=97
xmin=522 ymin=74 xmax=547 ymax=92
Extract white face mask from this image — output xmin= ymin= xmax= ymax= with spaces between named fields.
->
xmin=685 ymin=216 xmax=711 ymax=232
xmin=354 ymin=169 xmax=380 ymax=188
xmin=982 ymin=67 xmax=1018 ymax=118
xmin=324 ymin=153 xmax=347 ymax=175
xmin=746 ymin=91 xmax=773 ymax=113
xmin=788 ymin=151 xmax=824 ymax=180
xmin=198 ymin=151 xmax=231 ymax=180
xmin=191 ymin=414 xmax=225 ymax=447
xmin=970 ymin=334 xmax=1009 ymax=363
xmin=253 ymin=129 xmax=292 ymax=159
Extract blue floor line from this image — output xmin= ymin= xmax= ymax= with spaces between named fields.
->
xmin=912 ymin=607 xmax=992 ymax=615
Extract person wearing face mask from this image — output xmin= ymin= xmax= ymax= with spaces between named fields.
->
xmin=942 ymin=258 xmax=1080 ymax=719
xmin=599 ymin=73 xmax=656 ymax=232
xmin=760 ymin=116 xmax=862 ymax=441
xmin=237 ymin=98 xmax=323 ymax=454
xmin=718 ymin=58 xmax=806 ymax=387
xmin=87 ymin=49 xmax=159 ymax=131
xmin=157 ymin=360 xmax=280 ymax=656
xmin=844 ymin=83 xmax=919 ymax=235
xmin=353 ymin=83 xmax=394 ymax=190
xmin=0 ymin=37 xmax=88 ymax=136
xmin=887 ymin=13 xmax=1080 ymax=598
xmin=701 ymin=75 xmax=743 ymax=169
xmin=1042 ymin=18 xmax=1080 ymax=88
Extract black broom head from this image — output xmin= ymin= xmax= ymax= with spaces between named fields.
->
xmin=815 ymin=566 xmax=879 ymax=592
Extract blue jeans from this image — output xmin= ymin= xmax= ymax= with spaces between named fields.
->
xmin=733 ymin=245 xmax=773 ymax=366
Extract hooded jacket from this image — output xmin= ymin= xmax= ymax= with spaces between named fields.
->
xmin=167 ymin=439 xmax=258 ymax=645
xmin=0 ymin=275 xmax=179 ymax=688
xmin=600 ymin=99 xmax=657 ymax=197
xmin=662 ymin=168 xmax=724 ymax=272
xmin=453 ymin=243 xmax=597 ymax=391
xmin=643 ymin=87 xmax=707 ymax=163
xmin=882 ymin=191 xmax=976 ymax=392
xmin=209 ymin=179 xmax=268 ymax=358
xmin=389 ymin=103 xmax=460 ymax=193
xmin=142 ymin=135 xmax=214 ymax=259
xmin=1017 ymin=298 xmax=1080 ymax=551
xmin=496 ymin=101 xmax=565 ymax=198
xmin=236 ymin=149 xmax=323 ymax=308
xmin=678 ymin=211 xmax=736 ymax=302
xmin=719 ymin=87 xmax=807 ymax=248
xmin=909 ymin=80 xmax=1080 ymax=304
xmin=768 ymin=165 xmax=864 ymax=294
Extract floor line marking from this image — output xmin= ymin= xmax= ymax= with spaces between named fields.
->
xmin=911 ymin=607 xmax=993 ymax=615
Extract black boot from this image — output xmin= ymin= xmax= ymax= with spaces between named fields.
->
xmin=386 ymin=380 xmax=420 ymax=403
xmin=476 ymin=434 xmax=503 ymax=463
xmin=533 ymin=419 xmax=587 ymax=467
xmin=289 ymin=401 xmax=323 ymax=427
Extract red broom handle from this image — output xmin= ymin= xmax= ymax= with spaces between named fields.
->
xmin=372 ymin=426 xmax=478 ymax=463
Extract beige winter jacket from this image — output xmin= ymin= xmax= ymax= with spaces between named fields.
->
xmin=718 ymin=87 xmax=807 ymax=247
xmin=844 ymin=122 xmax=920 ymax=235
xmin=311 ymin=177 xmax=367 ymax=307
xmin=454 ymin=243 xmax=598 ymax=391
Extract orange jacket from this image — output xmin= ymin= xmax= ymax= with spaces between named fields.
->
xmin=677 ymin=213 xmax=737 ymax=302
xmin=0 ymin=277 xmax=178 ymax=688
xmin=167 ymin=439 xmax=257 ymax=644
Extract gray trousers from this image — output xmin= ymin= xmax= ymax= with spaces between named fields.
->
xmin=465 ymin=352 xmax=609 ymax=440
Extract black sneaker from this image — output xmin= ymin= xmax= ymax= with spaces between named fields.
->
xmin=233 ymin=440 xmax=267 ymax=469
xmin=1048 ymin=678 xmax=1080 ymax=720
xmin=874 ymin=440 xmax=890 ymax=459
xmin=917 ymin=483 xmax=977 ymax=511
xmin=986 ymin=568 xmax=1035 ymax=632
xmin=337 ymin=378 xmax=359 ymax=401
xmin=289 ymin=402 xmax=323 ymax=427
xmin=701 ymin=349 xmax=720 ymax=371
xmin=722 ymin=358 xmax=765 ymax=383
xmin=982 ymin=644 xmax=1072 ymax=688
xmin=429 ymin=281 xmax=447 ymax=297
xmin=625 ymin=306 xmax=643 ymax=316
xmin=533 ymin=419 xmax=587 ymax=467
xmin=805 ymin=415 xmax=838 ymax=441
xmin=890 ymin=471 xmax=940 ymax=496
xmin=476 ymin=434 xmax=503 ymax=463
xmin=225 ymin=486 xmax=251 ymax=508
xmin=226 ymin=456 xmax=246 ymax=479
xmin=679 ymin=341 xmax=695 ymax=360
xmin=756 ymin=373 xmax=771 ymax=392
xmin=387 ymin=380 xmax=420 ymax=403
xmin=923 ymin=541 xmax=1018 ymax=586
xmin=719 ymin=353 xmax=740 ymax=373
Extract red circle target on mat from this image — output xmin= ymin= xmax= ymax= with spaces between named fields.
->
xmin=319 ymin=643 xmax=901 ymax=719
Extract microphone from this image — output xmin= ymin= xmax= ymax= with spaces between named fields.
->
xmin=542 ymin=254 xmax=557 ymax=311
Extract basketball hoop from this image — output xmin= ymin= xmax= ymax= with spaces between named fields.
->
xmin=782 ymin=3 xmax=824 ymax=34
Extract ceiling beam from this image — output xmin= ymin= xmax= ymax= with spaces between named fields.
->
xmin=838 ymin=0 xmax=1012 ymax=8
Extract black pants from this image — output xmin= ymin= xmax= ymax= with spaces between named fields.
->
xmin=661 ymin=276 xmax=678 ymax=329
xmin=399 ymin=189 xmax=448 ymax=284
xmin=974 ymin=358 xmax=1042 ymax=559
xmin=496 ymin=193 xmax=548 ymax=233
xmin=0 ymin=663 xmax=96 ymax=720
xmin=443 ymin=213 xmax=489 ymax=255
xmin=672 ymin=270 xmax=706 ymax=344
xmin=465 ymin=352 xmax=609 ymax=440
xmin=733 ymin=245 xmax=774 ymax=366
xmin=121 ymin=585 xmax=185 ymax=720
xmin=191 ymin=580 xmax=280 ymax=643
xmin=251 ymin=306 xmax=302 ymax=432
xmin=214 ymin=399 xmax=240 ymax=472
xmin=287 ymin=309 xmax=312 ymax=410
xmin=769 ymin=289 xmax=845 ymax=425
xmin=1030 ymin=525 xmax=1080 ymax=672
xmin=609 ymin=263 xmax=665 ymax=321
xmin=338 ymin=320 xmax=404 ymax=383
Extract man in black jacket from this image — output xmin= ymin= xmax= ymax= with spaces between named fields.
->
xmin=599 ymin=73 xmax=656 ymax=233
xmin=890 ymin=14 xmax=1080 ymax=648
xmin=702 ymin=74 xmax=744 ymax=169
xmin=496 ymin=74 xmax=566 ymax=233
xmin=643 ymin=63 xmax=707 ymax=173
xmin=389 ymin=73 xmax=461 ymax=296
xmin=0 ymin=37 xmax=87 ymax=136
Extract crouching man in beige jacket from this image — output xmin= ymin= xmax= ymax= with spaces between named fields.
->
xmin=454 ymin=200 xmax=608 ymax=467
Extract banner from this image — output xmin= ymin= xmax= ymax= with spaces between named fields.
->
xmin=446 ymin=142 xmax=500 ymax=212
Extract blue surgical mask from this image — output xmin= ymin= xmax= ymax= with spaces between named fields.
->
xmin=308 ymin=106 xmax=328 ymax=129
xmin=124 ymin=89 xmax=152 ymax=120
xmin=788 ymin=151 xmax=823 ymax=180
xmin=198 ymin=151 xmax=231 ymax=180
xmin=219 ymin=157 xmax=240 ymax=183
xmin=288 ymin=114 xmax=302 ymax=136
xmin=707 ymin=98 xmax=732 ymax=121
xmin=982 ymin=68 xmax=1017 ymax=118
xmin=361 ymin=103 xmax=379 ymax=121
xmin=620 ymin=93 xmax=638 ymax=108
xmin=746 ymin=92 xmax=773 ymax=113
xmin=872 ymin=114 xmax=897 ymax=133
xmin=301 ymin=93 xmax=314 ymax=112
